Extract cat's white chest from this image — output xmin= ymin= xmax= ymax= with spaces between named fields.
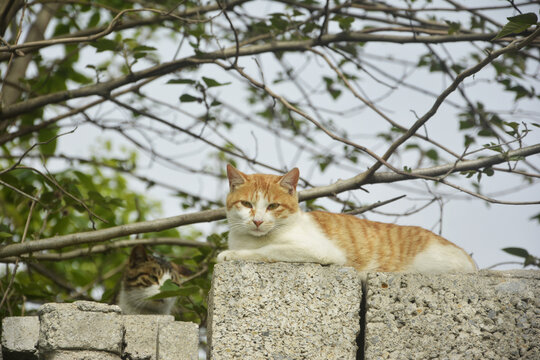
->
xmin=224 ymin=212 xmax=346 ymax=265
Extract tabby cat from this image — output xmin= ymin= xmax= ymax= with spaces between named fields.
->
xmin=217 ymin=165 xmax=477 ymax=273
xmin=118 ymin=245 xmax=190 ymax=315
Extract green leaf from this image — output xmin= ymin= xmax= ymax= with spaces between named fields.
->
xmin=160 ymin=279 xmax=180 ymax=292
xmin=133 ymin=53 xmax=147 ymax=59
xmin=464 ymin=134 xmax=475 ymax=147
xmin=333 ymin=15 xmax=354 ymax=31
xmin=461 ymin=170 xmax=476 ymax=178
xmin=89 ymin=38 xmax=119 ymax=52
xmin=133 ymin=45 xmax=157 ymax=52
xmin=87 ymin=11 xmax=100 ymax=28
xmin=269 ymin=13 xmax=288 ymax=31
xmin=478 ymin=129 xmax=495 ymax=137
xmin=179 ymin=94 xmax=200 ymax=102
xmin=0 ymin=232 xmax=12 ymax=238
xmin=459 ymin=120 xmax=475 ymax=130
xmin=425 ymin=149 xmax=439 ymax=161
xmin=88 ymin=190 xmax=107 ymax=206
xmin=74 ymin=171 xmax=96 ymax=192
xmin=502 ymin=247 xmax=530 ymax=258
xmin=38 ymin=127 xmax=58 ymax=156
xmin=149 ymin=284 xmax=199 ymax=300
xmin=445 ymin=20 xmax=461 ymax=35
xmin=494 ymin=13 xmax=538 ymax=40
xmin=507 ymin=13 xmax=538 ymax=25
xmin=202 ymin=77 xmax=230 ymax=88
xmin=451 ymin=63 xmax=465 ymax=74
xmin=167 ymin=79 xmax=196 ymax=85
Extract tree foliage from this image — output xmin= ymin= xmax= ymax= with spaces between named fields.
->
xmin=1 ymin=0 xmax=539 ymax=323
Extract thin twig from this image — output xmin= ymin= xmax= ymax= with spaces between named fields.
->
xmin=345 ymin=195 xmax=406 ymax=215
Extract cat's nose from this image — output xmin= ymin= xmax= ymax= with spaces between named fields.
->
xmin=253 ymin=220 xmax=263 ymax=228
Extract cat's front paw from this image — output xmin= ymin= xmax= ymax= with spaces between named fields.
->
xmin=216 ymin=250 xmax=239 ymax=262
xmin=216 ymin=249 xmax=261 ymax=262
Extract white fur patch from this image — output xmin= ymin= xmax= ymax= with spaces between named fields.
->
xmin=222 ymin=210 xmax=347 ymax=266
xmin=406 ymin=242 xmax=477 ymax=273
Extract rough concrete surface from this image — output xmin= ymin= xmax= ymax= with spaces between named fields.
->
xmin=364 ymin=270 xmax=540 ymax=360
xmin=158 ymin=321 xmax=199 ymax=360
xmin=38 ymin=301 xmax=123 ymax=354
xmin=1 ymin=316 xmax=39 ymax=360
xmin=123 ymin=314 xmax=174 ymax=360
xmin=41 ymin=350 xmax=121 ymax=360
xmin=1 ymin=301 xmax=198 ymax=360
xmin=207 ymin=261 xmax=362 ymax=360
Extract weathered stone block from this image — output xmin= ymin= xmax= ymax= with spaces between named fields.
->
xmin=122 ymin=314 xmax=174 ymax=360
xmin=1 ymin=316 xmax=39 ymax=360
xmin=364 ymin=270 xmax=540 ymax=360
xmin=158 ymin=321 xmax=199 ymax=360
xmin=207 ymin=261 xmax=362 ymax=360
xmin=41 ymin=350 xmax=120 ymax=360
xmin=38 ymin=301 xmax=123 ymax=354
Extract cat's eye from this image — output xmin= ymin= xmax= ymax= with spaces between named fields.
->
xmin=240 ymin=201 xmax=253 ymax=208
xmin=267 ymin=203 xmax=280 ymax=210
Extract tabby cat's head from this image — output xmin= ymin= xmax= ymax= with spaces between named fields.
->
xmin=118 ymin=245 xmax=188 ymax=315
xmin=226 ymin=164 xmax=300 ymax=237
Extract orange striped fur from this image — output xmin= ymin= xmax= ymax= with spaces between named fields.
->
xmin=218 ymin=165 xmax=477 ymax=273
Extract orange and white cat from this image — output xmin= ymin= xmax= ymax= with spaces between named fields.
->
xmin=217 ymin=165 xmax=477 ymax=273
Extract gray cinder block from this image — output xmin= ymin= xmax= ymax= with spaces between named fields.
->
xmin=40 ymin=350 xmax=120 ymax=360
xmin=158 ymin=321 xmax=199 ymax=360
xmin=122 ymin=315 xmax=174 ymax=360
xmin=364 ymin=270 xmax=540 ymax=359
xmin=1 ymin=316 xmax=39 ymax=360
xmin=207 ymin=261 xmax=362 ymax=360
xmin=38 ymin=301 xmax=123 ymax=355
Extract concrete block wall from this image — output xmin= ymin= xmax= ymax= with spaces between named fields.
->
xmin=1 ymin=301 xmax=198 ymax=360
xmin=365 ymin=271 xmax=540 ymax=359
xmin=3 ymin=265 xmax=539 ymax=360
xmin=207 ymin=262 xmax=540 ymax=360
xmin=207 ymin=262 xmax=362 ymax=360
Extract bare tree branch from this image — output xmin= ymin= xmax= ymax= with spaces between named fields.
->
xmin=345 ymin=195 xmax=407 ymax=215
xmin=0 ymin=237 xmax=214 ymax=263
xmin=1 ymin=28 xmax=530 ymax=120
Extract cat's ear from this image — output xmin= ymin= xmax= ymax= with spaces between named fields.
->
xmin=226 ymin=164 xmax=247 ymax=191
xmin=279 ymin=168 xmax=299 ymax=195
xmin=171 ymin=262 xmax=194 ymax=277
xmin=129 ymin=245 xmax=150 ymax=265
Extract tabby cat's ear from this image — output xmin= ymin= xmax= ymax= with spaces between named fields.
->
xmin=171 ymin=262 xmax=194 ymax=277
xmin=129 ymin=245 xmax=150 ymax=265
xmin=279 ymin=168 xmax=299 ymax=195
xmin=226 ymin=164 xmax=247 ymax=191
